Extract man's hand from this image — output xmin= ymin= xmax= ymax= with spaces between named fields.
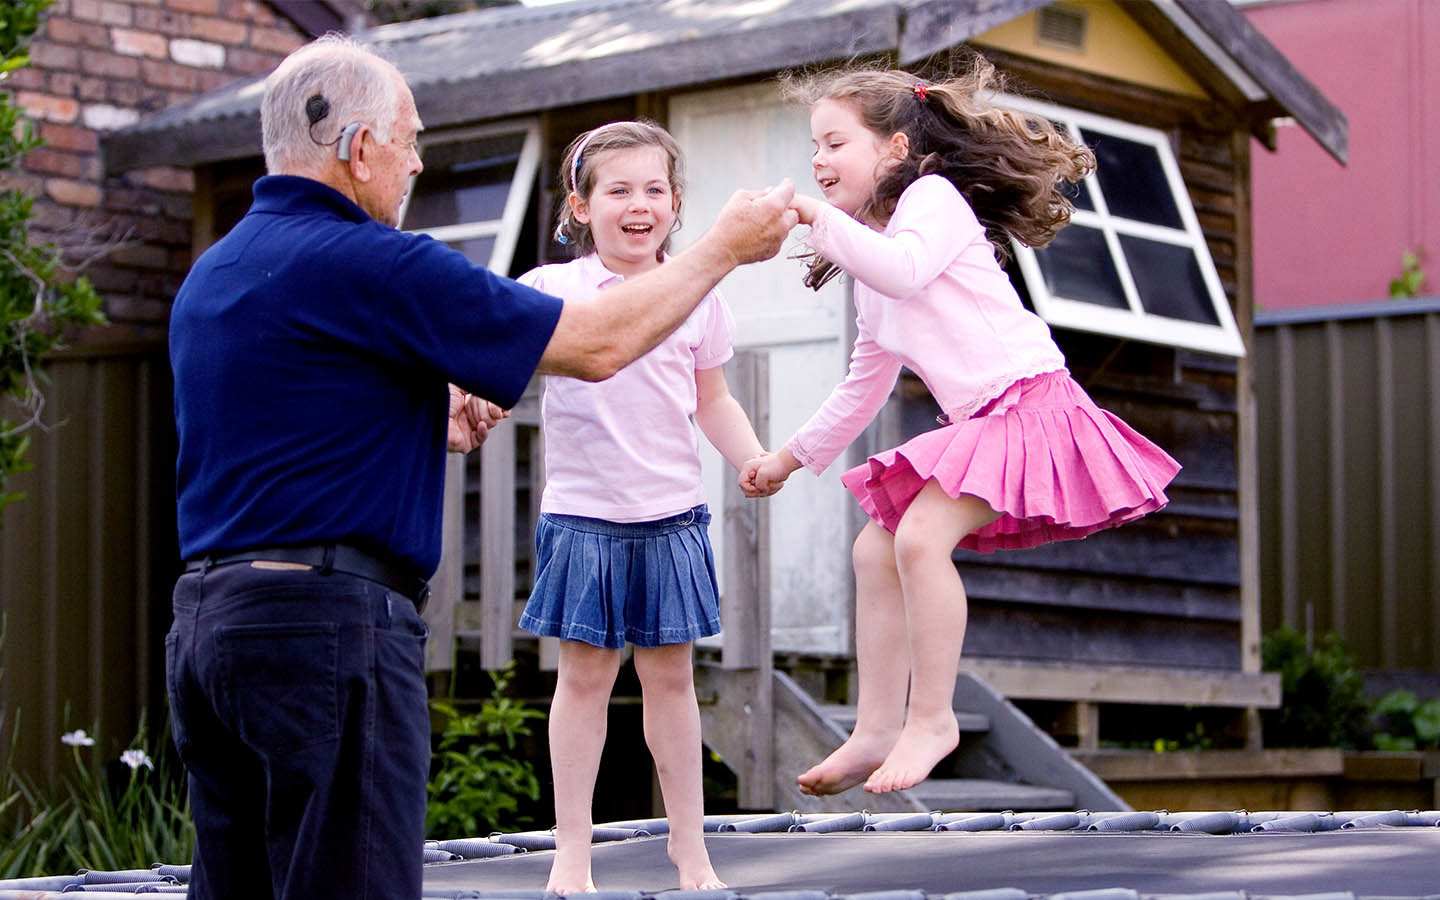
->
xmin=447 ymin=384 xmax=507 ymax=453
xmin=710 ymin=179 xmax=799 ymax=266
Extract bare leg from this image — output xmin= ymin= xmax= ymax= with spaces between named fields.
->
xmin=546 ymin=641 xmax=623 ymax=894
xmin=796 ymin=521 xmax=911 ymax=796
xmin=864 ymin=481 xmax=999 ymax=794
xmin=633 ymin=643 xmax=724 ymax=890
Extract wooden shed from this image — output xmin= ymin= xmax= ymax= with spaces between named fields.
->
xmin=100 ymin=0 xmax=1346 ymax=808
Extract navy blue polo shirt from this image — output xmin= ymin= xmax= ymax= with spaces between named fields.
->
xmin=170 ymin=175 xmax=564 ymax=576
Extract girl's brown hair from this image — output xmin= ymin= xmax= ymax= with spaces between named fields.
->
xmin=553 ymin=119 xmax=686 ymax=260
xmin=781 ymin=53 xmax=1095 ymax=289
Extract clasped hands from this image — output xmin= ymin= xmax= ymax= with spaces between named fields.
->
xmin=447 ymin=384 xmax=507 ymax=453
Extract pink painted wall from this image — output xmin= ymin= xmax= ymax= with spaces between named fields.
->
xmin=1244 ymin=0 xmax=1440 ymax=309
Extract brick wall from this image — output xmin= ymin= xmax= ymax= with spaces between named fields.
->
xmin=5 ymin=0 xmax=313 ymax=340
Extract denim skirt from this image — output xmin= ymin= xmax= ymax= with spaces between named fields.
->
xmin=519 ymin=504 xmax=721 ymax=649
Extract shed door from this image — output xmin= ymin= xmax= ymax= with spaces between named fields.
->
xmin=670 ymin=82 xmax=859 ymax=654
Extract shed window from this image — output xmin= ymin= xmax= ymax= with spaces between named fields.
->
xmin=1002 ymin=96 xmax=1245 ymax=357
xmin=400 ymin=120 xmax=541 ymax=276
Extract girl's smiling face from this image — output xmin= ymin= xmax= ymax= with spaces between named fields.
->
xmin=570 ymin=145 xmax=677 ymax=276
xmin=809 ymin=97 xmax=895 ymax=219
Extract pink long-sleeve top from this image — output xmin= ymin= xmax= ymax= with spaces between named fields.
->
xmin=787 ymin=174 xmax=1066 ymax=473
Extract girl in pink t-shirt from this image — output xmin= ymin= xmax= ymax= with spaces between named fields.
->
xmin=744 ymin=58 xmax=1181 ymax=796
xmin=517 ymin=121 xmax=773 ymax=894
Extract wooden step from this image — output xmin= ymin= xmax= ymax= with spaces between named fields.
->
xmin=819 ymin=704 xmax=990 ymax=735
xmin=908 ymin=778 xmax=1075 ymax=812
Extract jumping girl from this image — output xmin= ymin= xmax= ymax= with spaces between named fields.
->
xmin=743 ymin=57 xmax=1181 ymax=796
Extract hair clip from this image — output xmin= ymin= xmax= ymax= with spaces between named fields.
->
xmin=913 ymin=82 xmax=929 ymax=101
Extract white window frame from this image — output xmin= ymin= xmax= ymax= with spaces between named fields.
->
xmin=399 ymin=118 xmax=542 ymax=276
xmin=1002 ymin=94 xmax=1246 ymax=357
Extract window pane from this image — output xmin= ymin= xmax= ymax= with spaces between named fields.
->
xmin=1060 ymin=176 xmax=1094 ymax=212
xmin=446 ymin=236 xmax=496 ymax=267
xmin=1034 ymin=224 xmax=1128 ymax=309
xmin=1118 ymin=234 xmax=1219 ymax=325
xmin=403 ymin=132 xmax=526 ymax=230
xmin=1081 ymin=129 xmax=1182 ymax=229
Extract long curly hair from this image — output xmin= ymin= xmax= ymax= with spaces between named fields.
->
xmin=781 ymin=54 xmax=1095 ymax=289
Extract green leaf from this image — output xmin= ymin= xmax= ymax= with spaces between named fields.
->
xmin=1413 ymin=699 xmax=1440 ymax=747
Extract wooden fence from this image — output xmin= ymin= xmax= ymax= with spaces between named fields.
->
xmin=0 ymin=342 xmax=176 ymax=780
xmin=1253 ymin=298 xmax=1440 ymax=674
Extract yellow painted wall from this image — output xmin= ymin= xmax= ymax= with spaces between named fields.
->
xmin=972 ymin=0 xmax=1208 ymax=99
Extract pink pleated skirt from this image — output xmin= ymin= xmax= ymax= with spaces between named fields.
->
xmin=840 ymin=369 xmax=1181 ymax=554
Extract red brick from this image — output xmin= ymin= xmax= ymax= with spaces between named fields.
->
xmin=99 ymin=1 xmax=133 ymax=25
xmin=140 ymin=58 xmax=197 ymax=91
xmin=109 ymin=80 xmax=165 ymax=108
xmin=229 ymin=0 xmax=278 ymax=27
xmin=139 ymin=166 xmax=193 ymax=192
xmin=43 ymin=17 xmax=109 ymax=48
xmin=248 ymin=25 xmax=302 ymax=55
xmin=112 ymin=28 xmax=169 ymax=58
xmin=189 ymin=15 xmax=247 ymax=44
xmin=134 ymin=6 xmax=189 ymax=35
xmin=30 ymin=42 xmax=81 ymax=70
xmin=74 ymin=75 xmax=110 ymax=102
xmin=111 ymin=241 xmax=171 ymax=268
xmin=26 ymin=199 xmax=76 ymax=231
xmin=46 ymin=177 xmax=103 ymax=207
xmin=195 ymin=68 xmax=235 ymax=91
xmin=160 ymin=193 xmax=194 ymax=219
xmin=80 ymin=51 xmax=142 ymax=79
xmin=0 ymin=172 xmax=47 ymax=197
xmin=167 ymin=0 xmax=219 ymax=14
xmin=39 ymin=122 xmax=99 ymax=153
xmin=22 ymin=146 xmax=96 ymax=179
xmin=69 ymin=0 xmax=103 ymax=22
xmin=226 ymin=46 xmax=279 ymax=75
xmin=5 ymin=68 xmax=46 ymax=91
xmin=16 ymin=91 xmax=80 ymax=123
xmin=87 ymin=264 xmax=141 ymax=293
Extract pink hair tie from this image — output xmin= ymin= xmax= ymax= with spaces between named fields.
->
xmin=913 ymin=82 xmax=929 ymax=101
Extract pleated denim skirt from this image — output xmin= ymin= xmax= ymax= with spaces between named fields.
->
xmin=519 ymin=505 xmax=721 ymax=649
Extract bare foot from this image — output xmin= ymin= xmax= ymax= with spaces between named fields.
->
xmin=546 ymin=845 xmax=597 ymax=894
xmin=795 ymin=731 xmax=898 ymax=796
xmin=668 ymin=835 xmax=725 ymax=890
xmin=863 ymin=714 xmax=958 ymax=794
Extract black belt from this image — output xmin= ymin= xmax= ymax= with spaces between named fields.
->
xmin=184 ymin=543 xmax=430 ymax=611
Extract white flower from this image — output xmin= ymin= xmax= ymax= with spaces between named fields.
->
xmin=119 ymin=749 xmax=154 ymax=771
xmin=60 ymin=730 xmax=95 ymax=747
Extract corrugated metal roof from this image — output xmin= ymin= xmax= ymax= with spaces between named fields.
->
xmin=4 ymin=809 xmax=1439 ymax=898
xmin=99 ymin=0 xmax=1347 ymax=174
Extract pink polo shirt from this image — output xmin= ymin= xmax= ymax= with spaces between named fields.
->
xmin=788 ymin=174 xmax=1067 ymax=473
xmin=518 ymin=254 xmax=736 ymax=521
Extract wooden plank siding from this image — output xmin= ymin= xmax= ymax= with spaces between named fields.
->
xmin=0 ymin=344 xmax=177 ymax=780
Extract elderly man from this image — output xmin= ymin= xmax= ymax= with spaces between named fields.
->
xmin=164 ymin=34 xmax=795 ymax=900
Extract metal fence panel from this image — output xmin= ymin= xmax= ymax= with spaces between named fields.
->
xmin=1254 ymin=299 xmax=1440 ymax=672
xmin=0 ymin=344 xmax=176 ymax=780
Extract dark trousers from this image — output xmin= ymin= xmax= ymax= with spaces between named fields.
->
xmin=166 ymin=562 xmax=430 ymax=900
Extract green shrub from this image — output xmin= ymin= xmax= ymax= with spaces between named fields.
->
xmin=1260 ymin=626 xmax=1372 ymax=749
xmin=1371 ymin=689 xmax=1440 ymax=751
xmin=425 ymin=665 xmax=544 ymax=839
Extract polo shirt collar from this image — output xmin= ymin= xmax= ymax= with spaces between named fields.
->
xmin=577 ymin=251 xmax=673 ymax=290
xmin=251 ymin=174 xmax=373 ymax=224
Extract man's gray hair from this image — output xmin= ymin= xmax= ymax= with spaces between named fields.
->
xmin=261 ymin=33 xmax=402 ymax=174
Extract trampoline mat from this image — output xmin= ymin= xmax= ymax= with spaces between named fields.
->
xmin=423 ymin=829 xmax=1440 ymax=896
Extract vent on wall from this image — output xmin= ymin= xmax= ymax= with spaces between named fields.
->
xmin=1036 ymin=4 xmax=1087 ymax=51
